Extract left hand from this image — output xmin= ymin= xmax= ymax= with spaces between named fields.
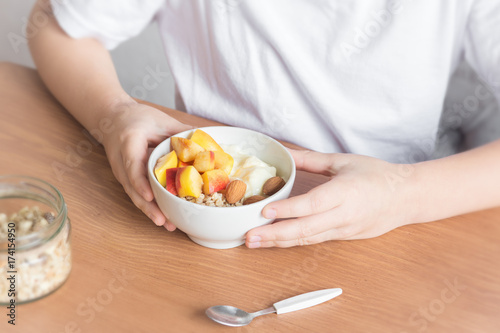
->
xmin=245 ymin=149 xmax=417 ymax=248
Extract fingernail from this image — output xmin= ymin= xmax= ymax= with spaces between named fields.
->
xmin=247 ymin=241 xmax=261 ymax=249
xmin=143 ymin=190 xmax=153 ymax=202
xmin=264 ymin=209 xmax=276 ymax=219
xmin=248 ymin=235 xmax=261 ymax=243
xmin=150 ymin=214 xmax=162 ymax=226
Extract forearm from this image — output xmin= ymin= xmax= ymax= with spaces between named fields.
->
xmin=28 ymin=0 xmax=134 ymax=134
xmin=411 ymin=139 xmax=500 ymax=223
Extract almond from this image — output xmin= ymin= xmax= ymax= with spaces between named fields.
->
xmin=225 ymin=180 xmax=247 ymax=204
xmin=243 ymin=195 xmax=266 ymax=205
xmin=262 ymin=177 xmax=286 ymax=196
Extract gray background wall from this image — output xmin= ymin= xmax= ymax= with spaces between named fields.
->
xmin=0 ymin=0 xmax=175 ymax=108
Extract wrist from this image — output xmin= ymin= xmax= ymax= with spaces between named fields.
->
xmin=387 ymin=161 xmax=425 ymax=228
xmin=404 ymin=162 xmax=427 ymax=224
xmin=98 ymin=91 xmax=137 ymax=119
xmin=91 ymin=92 xmax=136 ymax=145
xmin=403 ymin=159 xmax=451 ymax=225
xmin=105 ymin=92 xmax=137 ymax=110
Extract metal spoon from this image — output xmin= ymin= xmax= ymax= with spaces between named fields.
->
xmin=206 ymin=288 xmax=342 ymax=327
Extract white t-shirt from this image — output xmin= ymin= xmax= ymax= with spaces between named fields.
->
xmin=51 ymin=0 xmax=500 ymax=163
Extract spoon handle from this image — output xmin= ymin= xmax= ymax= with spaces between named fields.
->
xmin=273 ymin=288 xmax=342 ymax=314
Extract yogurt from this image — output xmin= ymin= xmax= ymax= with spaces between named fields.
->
xmin=222 ymin=145 xmax=276 ymax=198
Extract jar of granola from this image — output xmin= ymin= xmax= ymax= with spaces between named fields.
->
xmin=0 ymin=175 xmax=72 ymax=304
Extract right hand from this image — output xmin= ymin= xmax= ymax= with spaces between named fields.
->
xmin=102 ymin=100 xmax=193 ymax=229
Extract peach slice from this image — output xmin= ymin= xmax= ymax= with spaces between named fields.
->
xmin=190 ymin=129 xmax=223 ymax=152
xmin=193 ymin=151 xmax=215 ymax=173
xmin=154 ymin=150 xmax=178 ymax=187
xmin=176 ymin=166 xmax=203 ymax=198
xmin=165 ymin=168 xmax=179 ymax=196
xmin=177 ymin=160 xmax=192 ymax=168
xmin=201 ymin=169 xmax=230 ymax=195
xmin=171 ymin=137 xmax=205 ymax=162
xmin=214 ymin=151 xmax=234 ymax=175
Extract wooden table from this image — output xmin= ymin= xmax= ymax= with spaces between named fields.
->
xmin=1 ymin=62 xmax=499 ymax=333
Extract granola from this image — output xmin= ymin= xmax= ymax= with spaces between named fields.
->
xmin=181 ymin=192 xmax=244 ymax=207
xmin=0 ymin=206 xmax=71 ymax=303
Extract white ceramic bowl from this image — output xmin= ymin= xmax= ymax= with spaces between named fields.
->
xmin=148 ymin=126 xmax=296 ymax=249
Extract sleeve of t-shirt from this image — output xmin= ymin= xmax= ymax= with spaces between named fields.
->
xmin=464 ymin=0 xmax=500 ymax=103
xmin=50 ymin=0 xmax=165 ymax=49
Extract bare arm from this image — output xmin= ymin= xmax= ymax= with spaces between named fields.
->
xmin=29 ymin=0 xmax=191 ymax=229
xmin=28 ymin=0 xmax=132 ymax=132
xmin=413 ymin=138 xmax=500 ymax=223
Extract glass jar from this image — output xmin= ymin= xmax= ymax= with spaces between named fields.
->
xmin=0 ymin=175 xmax=72 ymax=304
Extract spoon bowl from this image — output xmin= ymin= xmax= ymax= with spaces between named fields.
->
xmin=206 ymin=305 xmax=275 ymax=327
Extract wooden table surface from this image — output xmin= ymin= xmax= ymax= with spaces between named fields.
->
xmin=1 ymin=62 xmax=499 ymax=333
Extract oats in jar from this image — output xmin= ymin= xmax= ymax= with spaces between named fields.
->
xmin=0 ymin=206 xmax=71 ymax=304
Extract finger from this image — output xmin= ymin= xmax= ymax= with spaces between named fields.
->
xmin=262 ymin=181 xmax=343 ymax=219
xmin=255 ymin=221 xmax=384 ymax=247
xmin=169 ymin=121 xmax=195 ymax=135
xmin=121 ymin=134 xmax=154 ymax=202
xmin=163 ymin=219 xmax=177 ymax=232
xmin=288 ymin=149 xmax=349 ymax=176
xmin=112 ymin=153 xmax=167 ymax=226
xmin=159 ymin=118 xmax=195 ymax=139
xmin=122 ymin=178 xmax=167 ymax=226
xmin=149 ymin=121 xmax=194 ymax=146
xmin=246 ymin=209 xmax=347 ymax=248
xmin=249 ymin=228 xmax=340 ymax=248
xmin=255 ymin=224 xmax=360 ymax=248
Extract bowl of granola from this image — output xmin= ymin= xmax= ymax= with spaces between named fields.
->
xmin=148 ymin=126 xmax=296 ymax=249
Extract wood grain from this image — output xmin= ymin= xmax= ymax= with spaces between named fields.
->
xmin=1 ymin=62 xmax=499 ymax=333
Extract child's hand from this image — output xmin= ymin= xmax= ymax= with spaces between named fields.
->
xmin=246 ymin=149 xmax=416 ymax=248
xmin=102 ymin=101 xmax=193 ymax=230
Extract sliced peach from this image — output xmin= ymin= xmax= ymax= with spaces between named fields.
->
xmin=171 ymin=137 xmax=205 ymax=162
xmin=165 ymin=168 xmax=179 ymax=196
xmin=193 ymin=151 xmax=215 ymax=173
xmin=154 ymin=150 xmax=178 ymax=187
xmin=190 ymin=129 xmax=223 ymax=152
xmin=175 ymin=166 xmax=203 ymax=198
xmin=214 ymin=151 xmax=234 ymax=175
xmin=201 ymin=169 xmax=230 ymax=195
xmin=177 ymin=160 xmax=192 ymax=168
